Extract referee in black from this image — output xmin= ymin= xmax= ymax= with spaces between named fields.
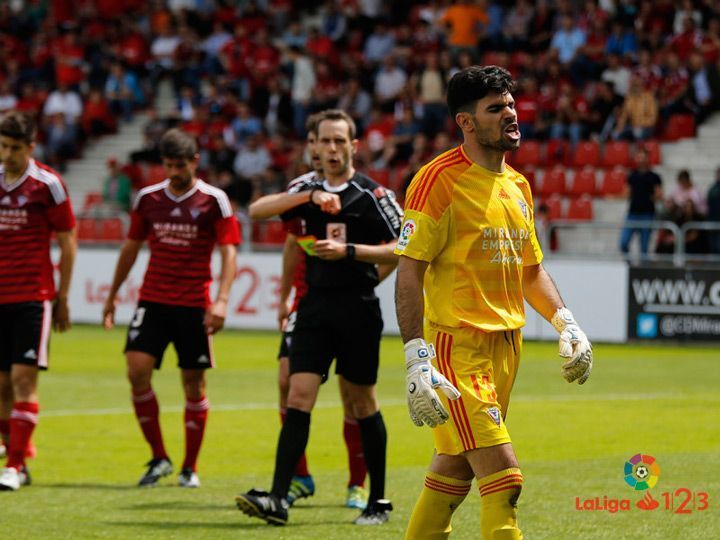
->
xmin=235 ymin=109 xmax=402 ymax=526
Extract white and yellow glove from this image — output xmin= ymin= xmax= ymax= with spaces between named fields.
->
xmin=551 ymin=307 xmax=593 ymax=384
xmin=404 ymin=338 xmax=461 ymax=427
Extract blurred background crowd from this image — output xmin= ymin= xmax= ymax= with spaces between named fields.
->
xmin=2 ymin=0 xmax=720 ymax=253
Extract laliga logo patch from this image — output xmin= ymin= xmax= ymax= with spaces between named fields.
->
xmin=397 ymin=219 xmax=416 ymax=252
xmin=486 ymin=407 xmax=502 ymax=427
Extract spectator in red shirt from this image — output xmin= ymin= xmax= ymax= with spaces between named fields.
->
xmin=82 ymin=89 xmax=116 ymax=137
xmin=515 ymin=77 xmax=541 ymax=139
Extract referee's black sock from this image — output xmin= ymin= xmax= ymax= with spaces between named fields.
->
xmin=357 ymin=410 xmax=387 ymax=503
xmin=271 ymin=407 xmax=311 ymax=500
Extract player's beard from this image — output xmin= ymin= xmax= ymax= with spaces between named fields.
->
xmin=472 ymin=117 xmax=520 ymax=152
xmin=170 ymin=174 xmax=193 ymax=191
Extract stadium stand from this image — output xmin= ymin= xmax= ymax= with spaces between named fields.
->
xmin=2 ymin=1 xmax=719 ymax=254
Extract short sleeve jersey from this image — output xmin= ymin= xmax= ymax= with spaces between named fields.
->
xmin=0 ymin=159 xmax=75 ymax=304
xmin=395 ymin=146 xmax=543 ymax=331
xmin=129 ymin=179 xmax=241 ymax=308
xmin=281 ymin=172 xmax=403 ymax=291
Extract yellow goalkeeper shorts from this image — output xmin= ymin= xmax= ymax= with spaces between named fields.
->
xmin=425 ymin=321 xmax=521 ymax=455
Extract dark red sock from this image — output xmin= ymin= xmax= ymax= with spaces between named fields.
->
xmin=7 ymin=402 xmax=38 ymax=470
xmin=183 ymin=396 xmax=209 ymax=471
xmin=132 ymin=388 xmax=168 ymax=460
xmin=280 ymin=408 xmax=310 ymax=477
xmin=344 ymin=416 xmax=367 ymax=487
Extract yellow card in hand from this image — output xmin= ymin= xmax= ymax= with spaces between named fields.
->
xmin=297 ymin=235 xmax=317 ymax=256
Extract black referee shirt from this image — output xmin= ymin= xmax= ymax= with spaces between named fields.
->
xmin=281 ymin=172 xmax=403 ymax=291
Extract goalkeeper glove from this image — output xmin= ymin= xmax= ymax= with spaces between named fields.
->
xmin=404 ymin=338 xmax=461 ymax=428
xmin=551 ymin=307 xmax=593 ymax=385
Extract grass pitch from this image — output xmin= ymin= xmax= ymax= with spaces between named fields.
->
xmin=2 ymin=326 xmax=719 ymax=539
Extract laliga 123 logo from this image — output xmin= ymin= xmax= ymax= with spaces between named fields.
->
xmin=397 ymin=219 xmax=416 ymax=252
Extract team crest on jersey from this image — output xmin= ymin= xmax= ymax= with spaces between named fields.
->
xmin=17 ymin=195 xmax=27 ymax=206
xmin=190 ymin=208 xmax=201 ymax=220
xmin=517 ymin=199 xmax=528 ymax=219
xmin=397 ymin=219 xmax=416 ymax=252
xmin=486 ymin=406 xmax=502 ymax=427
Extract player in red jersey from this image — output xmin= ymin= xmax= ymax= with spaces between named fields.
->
xmin=248 ymin=117 xmax=369 ymax=510
xmin=102 ymin=129 xmax=240 ymax=488
xmin=0 ymin=112 xmax=77 ymax=491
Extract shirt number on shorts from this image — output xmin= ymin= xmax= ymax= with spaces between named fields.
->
xmin=130 ymin=307 xmax=147 ymax=328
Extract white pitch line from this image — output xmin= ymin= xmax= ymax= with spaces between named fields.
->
xmin=40 ymin=393 xmax=714 ymax=418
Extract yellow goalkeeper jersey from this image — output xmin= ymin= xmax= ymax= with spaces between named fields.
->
xmin=396 ymin=145 xmax=543 ymax=331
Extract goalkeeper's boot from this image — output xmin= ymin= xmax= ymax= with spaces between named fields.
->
xmin=0 ymin=467 xmax=20 ymax=491
xmin=346 ymin=484 xmax=368 ymax=509
xmin=286 ymin=474 xmax=315 ymax=506
xmin=235 ymin=488 xmax=289 ymax=525
xmin=178 ymin=468 xmax=200 ymax=488
xmin=138 ymin=457 xmax=173 ymax=487
xmin=353 ymin=499 xmax=393 ymax=525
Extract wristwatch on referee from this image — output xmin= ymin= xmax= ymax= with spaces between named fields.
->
xmin=345 ymin=243 xmax=356 ymax=260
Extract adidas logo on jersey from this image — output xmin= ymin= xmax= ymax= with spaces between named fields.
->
xmin=498 ymin=188 xmax=510 ymax=200
xmin=23 ymin=349 xmax=37 ymax=360
xmin=0 ymin=196 xmax=11 ymax=205
xmin=170 ymin=207 xmax=182 ymax=217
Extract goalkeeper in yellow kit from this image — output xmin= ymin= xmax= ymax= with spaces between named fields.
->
xmin=394 ymin=66 xmax=593 ymax=539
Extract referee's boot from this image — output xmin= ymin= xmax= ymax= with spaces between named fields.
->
xmin=235 ymin=488 xmax=289 ymax=526
xmin=353 ymin=499 xmax=393 ymax=525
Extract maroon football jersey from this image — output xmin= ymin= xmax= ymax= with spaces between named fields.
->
xmin=128 ymin=179 xmax=241 ymax=308
xmin=0 ymin=159 xmax=75 ymax=304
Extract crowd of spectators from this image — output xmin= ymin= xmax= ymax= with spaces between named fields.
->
xmin=3 ymin=0 xmax=720 ymax=247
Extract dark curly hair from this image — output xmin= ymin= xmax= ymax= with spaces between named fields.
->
xmin=446 ymin=65 xmax=517 ymax=118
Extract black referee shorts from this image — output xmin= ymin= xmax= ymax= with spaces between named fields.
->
xmin=289 ymin=290 xmax=383 ymax=385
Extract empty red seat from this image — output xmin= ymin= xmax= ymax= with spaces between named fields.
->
xmin=522 ymin=168 xmax=536 ymax=192
xmin=83 ymin=192 xmax=103 ymax=210
xmin=100 ymin=218 xmax=125 ymax=241
xmin=569 ymin=168 xmax=597 ymax=198
xmin=76 ymin=218 xmax=98 ymax=242
xmin=600 ymin=167 xmax=627 ymax=196
xmin=602 ymin=141 xmax=632 ymax=167
xmin=572 ymin=141 xmax=600 ymax=167
xmin=538 ymin=167 xmax=566 ymax=197
xmin=544 ymin=195 xmax=563 ymax=221
xmin=545 ymin=139 xmax=570 ymax=166
xmin=566 ymin=196 xmax=593 ymax=221
xmin=510 ymin=140 xmax=542 ymax=167
xmin=662 ymin=114 xmax=695 ymax=140
xmin=638 ymin=140 xmax=661 ymax=165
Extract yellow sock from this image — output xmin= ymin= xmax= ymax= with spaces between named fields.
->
xmin=404 ymin=471 xmax=472 ymax=540
xmin=478 ymin=468 xmax=524 ymax=540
